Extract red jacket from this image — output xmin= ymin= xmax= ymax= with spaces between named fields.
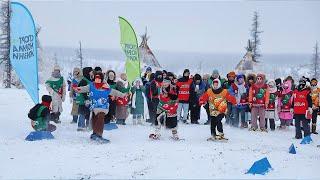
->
xmin=293 ymin=89 xmax=310 ymax=115
xmin=176 ymin=79 xmax=193 ymax=103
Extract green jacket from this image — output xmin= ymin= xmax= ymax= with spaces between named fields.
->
xmin=33 ymin=105 xmax=49 ymax=131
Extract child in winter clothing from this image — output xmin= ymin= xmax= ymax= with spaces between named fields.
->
xmin=199 ymin=79 xmax=236 ymax=140
xmin=278 ymin=80 xmax=294 ymax=129
xmin=45 ymin=65 xmax=66 ymax=123
xmin=233 ymin=74 xmax=249 ymax=128
xmin=189 ymin=74 xmax=206 ymax=124
xmin=292 ymin=78 xmax=313 ymax=139
xmin=131 ymin=78 xmax=149 ymax=125
xmin=75 ymin=67 xmax=92 ymax=130
xmin=75 ymin=72 xmax=126 ymax=142
xmin=310 ymin=78 xmax=320 ymax=134
xmin=28 ymin=95 xmax=56 ymax=132
xmin=249 ymin=73 xmax=270 ymax=132
xmin=150 ymin=78 xmax=180 ymax=140
xmin=69 ymin=67 xmax=83 ymax=124
xmin=115 ymin=73 xmax=131 ymax=125
xmin=265 ymin=80 xmax=278 ymax=131
xmin=225 ymin=71 xmax=237 ymax=126
xmin=149 ymin=71 xmax=163 ymax=125
xmin=245 ymin=74 xmax=256 ymax=124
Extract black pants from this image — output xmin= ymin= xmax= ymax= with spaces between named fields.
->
xmin=190 ymin=104 xmax=201 ymax=123
xmin=312 ymin=108 xmax=318 ymax=124
xmin=204 ymin=103 xmax=211 ymax=122
xmin=294 ymin=114 xmax=311 ymax=138
xmin=210 ymin=114 xmax=224 ymax=136
xmin=265 ymin=118 xmax=275 ymax=130
xmin=150 ymin=98 xmax=159 ymax=125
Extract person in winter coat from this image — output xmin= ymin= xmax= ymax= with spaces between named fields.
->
xmin=75 ymin=72 xmax=126 ymax=142
xmin=249 ymin=73 xmax=270 ymax=132
xmin=292 ymin=78 xmax=313 ymax=139
xmin=310 ymin=78 xmax=320 ymax=134
xmin=278 ymin=80 xmax=294 ymax=129
xmin=144 ymin=73 xmax=155 ymax=123
xmin=150 ymin=78 xmax=180 ymax=140
xmin=176 ymin=69 xmax=194 ymax=124
xmin=69 ymin=67 xmax=83 ymax=124
xmin=225 ymin=71 xmax=238 ymax=126
xmin=189 ymin=74 xmax=206 ymax=124
xmin=208 ymin=69 xmax=226 ymax=88
xmin=246 ymin=74 xmax=256 ymax=123
xmin=265 ymin=80 xmax=278 ymax=131
xmin=45 ymin=65 xmax=66 ymax=123
xmin=233 ymin=74 xmax=249 ymax=128
xmin=199 ymin=79 xmax=236 ymax=141
xmin=115 ymin=73 xmax=131 ymax=125
xmin=28 ymin=95 xmax=57 ymax=132
xmin=202 ymin=74 xmax=212 ymax=125
xmin=105 ymin=70 xmax=117 ymax=124
xmin=149 ymin=71 xmax=163 ymax=125
xmin=142 ymin=67 xmax=152 ymax=86
xmin=131 ymin=78 xmax=149 ymax=125
xmin=76 ymin=67 xmax=93 ymax=130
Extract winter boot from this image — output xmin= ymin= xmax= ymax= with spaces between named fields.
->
xmin=269 ymin=119 xmax=275 ymax=131
xmin=171 ymin=129 xmax=179 ymax=140
xmin=249 ymin=127 xmax=257 ymax=131
xmin=312 ymin=123 xmax=318 ymax=134
xmin=260 ymin=127 xmax=268 ymax=132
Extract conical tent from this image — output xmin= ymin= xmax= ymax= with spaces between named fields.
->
xmin=139 ymin=27 xmax=161 ymax=68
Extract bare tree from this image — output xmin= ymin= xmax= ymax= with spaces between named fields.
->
xmin=310 ymin=41 xmax=320 ymax=79
xmin=76 ymin=41 xmax=83 ymax=69
xmin=0 ymin=0 xmax=11 ymax=88
xmin=250 ymin=11 xmax=263 ymax=62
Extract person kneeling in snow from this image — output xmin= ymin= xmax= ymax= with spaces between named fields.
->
xmin=28 ymin=95 xmax=57 ymax=132
xmin=75 ymin=72 xmax=126 ymax=143
xmin=149 ymin=78 xmax=180 ymax=140
xmin=199 ymin=79 xmax=236 ymax=141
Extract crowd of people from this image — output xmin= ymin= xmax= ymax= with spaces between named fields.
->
xmin=28 ymin=65 xmax=320 ymax=143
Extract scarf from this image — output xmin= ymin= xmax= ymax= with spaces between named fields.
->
xmin=41 ymin=102 xmax=51 ymax=110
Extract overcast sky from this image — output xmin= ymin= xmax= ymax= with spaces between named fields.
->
xmin=21 ymin=0 xmax=320 ymax=54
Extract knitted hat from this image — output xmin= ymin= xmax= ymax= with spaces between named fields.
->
xmin=42 ymin=95 xmax=52 ymax=103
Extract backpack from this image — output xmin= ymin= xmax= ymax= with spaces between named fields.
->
xmin=28 ymin=104 xmax=45 ymax=120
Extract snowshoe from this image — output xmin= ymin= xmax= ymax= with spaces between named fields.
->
xmin=249 ymin=127 xmax=257 ymax=131
xmin=260 ymin=128 xmax=268 ymax=132
xmin=77 ymin=127 xmax=86 ymax=132
xmin=170 ymin=136 xmax=185 ymax=141
xmin=149 ymin=133 xmax=160 ymax=140
xmin=90 ymin=133 xmax=110 ymax=144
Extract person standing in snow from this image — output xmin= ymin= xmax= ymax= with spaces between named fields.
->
xmin=224 ymin=71 xmax=237 ymax=126
xmin=105 ymin=70 xmax=117 ymax=124
xmin=245 ymin=74 xmax=256 ymax=125
xmin=69 ymin=67 xmax=83 ymax=124
xmin=75 ymin=72 xmax=126 ymax=143
xmin=248 ymin=73 xmax=270 ymax=132
xmin=292 ymin=78 xmax=313 ymax=139
xmin=232 ymin=74 xmax=249 ymax=128
xmin=45 ymin=65 xmax=66 ymax=123
xmin=277 ymin=80 xmax=294 ymax=129
xmin=144 ymin=73 xmax=155 ymax=123
xmin=28 ymin=95 xmax=57 ymax=132
xmin=265 ymin=79 xmax=278 ymax=131
xmin=131 ymin=78 xmax=149 ymax=125
xmin=75 ymin=67 xmax=93 ymax=131
xmin=199 ymin=79 xmax=236 ymax=141
xmin=189 ymin=74 xmax=206 ymax=124
xmin=115 ymin=73 xmax=131 ymax=125
xmin=176 ymin=69 xmax=194 ymax=124
xmin=149 ymin=71 xmax=163 ymax=125
xmin=310 ymin=78 xmax=320 ymax=134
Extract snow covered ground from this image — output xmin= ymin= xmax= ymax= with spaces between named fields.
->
xmin=0 ymin=86 xmax=319 ymax=179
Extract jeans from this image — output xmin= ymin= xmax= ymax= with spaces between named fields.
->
xmin=235 ymin=107 xmax=246 ymax=127
xmin=177 ymin=103 xmax=189 ymax=121
xmin=78 ymin=114 xmax=86 ymax=128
